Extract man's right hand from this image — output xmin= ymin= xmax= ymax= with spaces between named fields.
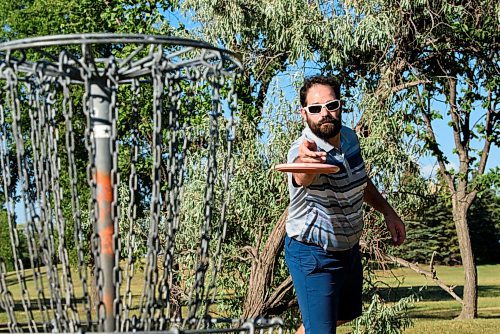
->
xmin=296 ymin=139 xmax=326 ymax=163
xmin=292 ymin=139 xmax=326 ymax=187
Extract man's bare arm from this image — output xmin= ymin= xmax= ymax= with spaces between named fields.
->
xmin=364 ymin=178 xmax=406 ymax=246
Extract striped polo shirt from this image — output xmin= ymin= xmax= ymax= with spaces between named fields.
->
xmin=286 ymin=126 xmax=368 ymax=251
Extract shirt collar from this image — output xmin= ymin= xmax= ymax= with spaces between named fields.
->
xmin=303 ymin=126 xmax=339 ymax=152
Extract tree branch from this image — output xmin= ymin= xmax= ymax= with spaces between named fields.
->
xmin=391 ymin=80 xmax=431 ymax=93
xmin=383 ymin=253 xmax=464 ymax=305
xmin=448 ymin=77 xmax=467 ymax=165
xmin=242 ymin=208 xmax=288 ymax=318
xmin=417 ymin=88 xmax=455 ymax=191
xmin=477 ymin=89 xmax=494 ymax=176
xmin=255 ymin=52 xmax=288 ymax=116
xmin=263 ymin=276 xmax=295 ymax=315
xmin=467 ymin=89 xmax=495 ymax=205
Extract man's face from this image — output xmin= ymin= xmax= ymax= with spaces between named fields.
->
xmin=301 ymin=84 xmax=342 ymax=141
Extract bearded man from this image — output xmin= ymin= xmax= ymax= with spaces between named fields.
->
xmin=284 ymin=76 xmax=406 ymax=334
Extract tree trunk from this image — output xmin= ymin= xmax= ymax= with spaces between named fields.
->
xmin=452 ymin=194 xmax=478 ymax=319
xmin=242 ymin=209 xmax=288 ymax=318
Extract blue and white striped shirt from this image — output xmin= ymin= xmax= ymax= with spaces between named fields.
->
xmin=286 ymin=126 xmax=368 ymax=251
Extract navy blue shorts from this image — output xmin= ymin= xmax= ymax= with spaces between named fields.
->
xmin=284 ymin=235 xmax=362 ymax=334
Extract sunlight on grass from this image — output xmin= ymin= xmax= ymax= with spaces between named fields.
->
xmin=1 ymin=264 xmax=499 ymax=333
xmin=374 ymin=264 xmax=500 ymax=333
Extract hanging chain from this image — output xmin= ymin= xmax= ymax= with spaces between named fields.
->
xmin=81 ymin=43 xmax=100 ymax=331
xmin=59 ymin=49 xmax=93 ymax=329
xmin=185 ymin=53 xmax=222 ymax=329
xmin=3 ymin=61 xmax=37 ymax=332
xmin=0 ymin=36 xmax=283 ymax=334
xmin=139 ymin=44 xmax=164 ymax=331
xmin=121 ymin=78 xmax=140 ymax=332
xmin=25 ymin=75 xmax=51 ymax=333
xmin=0 ymin=62 xmax=23 ymax=334
xmin=205 ymin=71 xmax=237 ymax=314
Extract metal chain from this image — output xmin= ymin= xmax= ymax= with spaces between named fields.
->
xmin=4 ymin=61 xmax=37 ymax=332
xmin=81 ymin=43 xmax=99 ymax=331
xmin=120 ymin=78 xmax=140 ymax=332
xmin=205 ymin=72 xmax=237 ymax=313
xmin=33 ymin=63 xmax=65 ymax=332
xmin=139 ymin=44 xmax=164 ymax=331
xmin=185 ymin=57 xmax=221 ymax=329
xmin=155 ymin=69 xmax=188 ymax=329
xmin=25 ymin=76 xmax=51 ymax=333
xmin=0 ymin=35 xmax=284 ymax=334
xmin=59 ymin=49 xmax=93 ymax=329
xmin=0 ymin=64 xmax=23 ymax=334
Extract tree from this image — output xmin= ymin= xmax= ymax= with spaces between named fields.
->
xmin=177 ymin=3 xmax=418 ymax=329
xmin=370 ymin=0 xmax=498 ymax=318
xmin=181 ymin=0 xmax=499 ymax=321
xmin=0 ymin=210 xmax=14 ymax=272
xmin=392 ymin=173 xmax=500 ymax=266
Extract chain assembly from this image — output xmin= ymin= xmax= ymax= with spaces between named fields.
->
xmin=0 ymin=34 xmax=282 ymax=334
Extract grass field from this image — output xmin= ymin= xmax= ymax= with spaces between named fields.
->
xmin=1 ymin=264 xmax=499 ymax=333
xmin=337 ymin=264 xmax=500 ymax=334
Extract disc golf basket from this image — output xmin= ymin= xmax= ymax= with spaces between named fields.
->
xmin=0 ymin=34 xmax=283 ymax=333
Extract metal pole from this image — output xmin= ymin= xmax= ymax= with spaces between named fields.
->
xmin=90 ymin=79 xmax=115 ymax=332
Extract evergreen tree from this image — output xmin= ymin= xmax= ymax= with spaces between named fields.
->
xmin=0 ymin=210 xmax=14 ymax=272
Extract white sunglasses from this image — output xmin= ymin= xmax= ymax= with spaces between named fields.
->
xmin=303 ymin=100 xmax=341 ymax=114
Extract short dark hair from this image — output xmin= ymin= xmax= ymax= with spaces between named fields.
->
xmin=299 ymin=76 xmax=341 ymax=107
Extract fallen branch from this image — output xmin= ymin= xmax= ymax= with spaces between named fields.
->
xmin=383 ymin=253 xmax=463 ymax=305
xmin=263 ymin=276 xmax=294 ymax=312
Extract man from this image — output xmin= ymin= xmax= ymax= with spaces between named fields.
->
xmin=284 ymin=76 xmax=406 ymax=334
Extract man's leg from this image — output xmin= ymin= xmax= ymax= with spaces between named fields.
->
xmin=337 ymin=244 xmax=363 ymax=322
xmin=285 ymin=237 xmax=347 ymax=334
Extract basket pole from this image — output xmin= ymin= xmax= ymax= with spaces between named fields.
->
xmin=91 ymin=79 xmax=116 ymax=332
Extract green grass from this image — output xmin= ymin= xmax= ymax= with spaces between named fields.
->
xmin=336 ymin=264 xmax=500 ymax=334
xmin=0 ymin=264 xmax=148 ymax=326
xmin=2 ymin=264 xmax=500 ymax=333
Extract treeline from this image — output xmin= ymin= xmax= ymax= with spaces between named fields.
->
xmin=391 ymin=186 xmax=499 ymax=266
xmin=1 ymin=184 xmax=498 ymax=272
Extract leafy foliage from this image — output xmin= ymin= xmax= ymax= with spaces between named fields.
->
xmin=0 ymin=0 xmax=177 ymax=38
xmin=0 ymin=211 xmax=14 ymax=271
xmin=352 ymin=294 xmax=415 ymax=334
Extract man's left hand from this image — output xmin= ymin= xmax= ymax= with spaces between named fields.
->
xmin=384 ymin=210 xmax=406 ymax=246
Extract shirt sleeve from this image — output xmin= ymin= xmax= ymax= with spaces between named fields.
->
xmin=287 ymin=139 xmax=301 ymax=164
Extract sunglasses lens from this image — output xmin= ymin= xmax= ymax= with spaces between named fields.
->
xmin=308 ymin=105 xmax=322 ymax=114
xmin=325 ymin=100 xmax=340 ymax=111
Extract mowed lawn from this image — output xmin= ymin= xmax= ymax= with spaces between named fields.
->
xmin=338 ymin=264 xmax=500 ymax=334
xmin=1 ymin=264 xmax=499 ymax=333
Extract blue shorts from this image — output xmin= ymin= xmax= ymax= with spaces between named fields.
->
xmin=284 ymin=235 xmax=362 ymax=334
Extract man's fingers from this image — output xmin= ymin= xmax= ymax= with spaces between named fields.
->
xmin=304 ymin=138 xmax=317 ymax=150
xmin=397 ymin=223 xmax=406 ymax=245
xmin=299 ymin=139 xmax=326 ymax=162
xmin=302 ymin=156 xmax=325 ymax=163
xmin=387 ymin=223 xmax=398 ymax=244
xmin=388 ymin=222 xmax=406 ymax=246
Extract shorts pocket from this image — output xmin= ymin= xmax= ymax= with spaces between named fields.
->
xmin=296 ymin=239 xmax=320 ymax=275
xmin=299 ymin=206 xmax=333 ymax=249
xmin=285 ymin=237 xmax=319 ymax=276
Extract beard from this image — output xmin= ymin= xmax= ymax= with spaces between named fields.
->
xmin=306 ymin=115 xmax=342 ymax=141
